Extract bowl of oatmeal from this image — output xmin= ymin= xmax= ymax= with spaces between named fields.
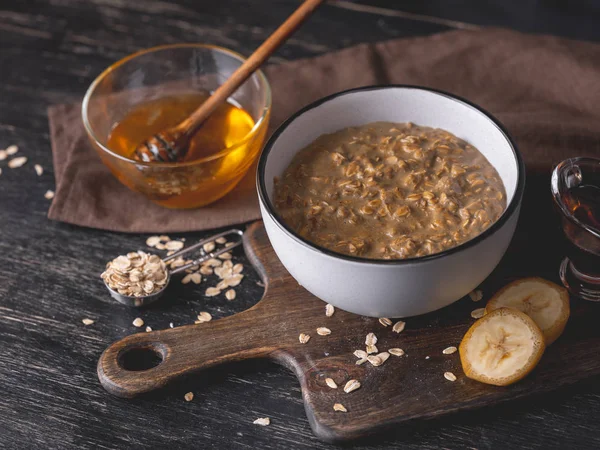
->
xmin=257 ymin=86 xmax=525 ymax=318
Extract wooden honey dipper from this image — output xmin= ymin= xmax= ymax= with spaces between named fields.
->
xmin=133 ymin=0 xmax=324 ymax=163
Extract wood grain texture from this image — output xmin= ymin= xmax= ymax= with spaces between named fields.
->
xmin=98 ymin=221 xmax=600 ymax=442
xmin=2 ymin=0 xmax=600 ymax=448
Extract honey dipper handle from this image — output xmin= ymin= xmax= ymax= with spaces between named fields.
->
xmin=177 ymin=0 xmax=325 ymax=135
xmin=97 ymin=307 xmax=278 ymax=398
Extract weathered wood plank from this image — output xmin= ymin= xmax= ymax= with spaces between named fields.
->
xmin=1 ymin=1 xmax=600 ymax=449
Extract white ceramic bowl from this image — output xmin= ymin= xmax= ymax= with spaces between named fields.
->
xmin=257 ymin=86 xmax=525 ymax=318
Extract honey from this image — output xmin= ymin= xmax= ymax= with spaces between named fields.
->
xmin=108 ymin=92 xmax=254 ymax=162
xmin=104 ymin=92 xmax=266 ymax=209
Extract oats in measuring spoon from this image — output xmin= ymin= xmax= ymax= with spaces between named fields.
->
xmin=101 ymin=251 xmax=168 ymax=297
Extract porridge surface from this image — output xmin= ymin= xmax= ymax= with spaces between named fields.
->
xmin=273 ymin=122 xmax=506 ymax=259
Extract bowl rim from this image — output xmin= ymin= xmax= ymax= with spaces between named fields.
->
xmin=81 ymin=43 xmax=272 ymax=168
xmin=257 ymin=84 xmax=526 ymax=265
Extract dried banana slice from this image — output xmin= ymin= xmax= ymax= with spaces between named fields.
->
xmin=460 ymin=308 xmax=545 ymax=386
xmin=485 ymin=278 xmax=570 ymax=345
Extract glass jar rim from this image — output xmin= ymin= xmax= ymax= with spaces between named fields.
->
xmin=81 ymin=43 xmax=272 ymax=168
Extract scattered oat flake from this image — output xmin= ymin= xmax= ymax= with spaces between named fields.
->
xmin=203 ymin=241 xmax=215 ymax=253
xmin=325 ymin=304 xmax=335 ymax=317
xmin=182 ymin=274 xmax=193 ymax=284
xmin=377 ymin=352 xmax=390 ymax=363
xmin=367 ymin=354 xmax=383 ymax=366
xmin=184 ymin=392 xmax=194 ymax=401
xmin=299 ymin=333 xmax=311 ymax=344
xmin=379 ymin=317 xmax=392 ymax=327
xmin=325 ymin=378 xmax=338 ymax=389
xmin=366 ymin=344 xmax=378 ymax=354
xmin=82 ymin=318 xmax=94 ymax=325
xmin=343 ymin=379 xmax=361 ymax=393
xmin=469 ymin=289 xmax=483 ymax=302
xmin=365 ymin=332 xmax=377 ymax=346
xmin=444 ymin=371 xmax=457 ymax=382
xmin=388 ymin=348 xmax=405 ymax=356
xmin=368 ymin=352 xmax=389 ymax=367
xmin=443 ymin=346 xmax=458 ymax=355
xmin=165 ymin=240 xmax=184 ymax=251
xmin=215 ymin=237 xmax=227 ymax=244
xmin=9 ymin=157 xmax=27 ymax=168
xmin=132 ymin=318 xmax=144 ymax=327
xmin=0 ymin=150 xmax=6 ymax=160
xmin=34 ymin=164 xmax=43 ymax=176
xmin=225 ymin=289 xmax=236 ymax=301
xmin=392 ymin=321 xmax=406 ymax=333
xmin=356 ymin=358 xmax=367 ymax=365
xmin=197 ymin=312 xmax=212 ymax=323
xmin=6 ymin=145 xmax=18 ymax=155
xmin=232 ymin=263 xmax=244 ymax=274
xmin=333 ymin=403 xmax=347 ymax=412
xmin=471 ymin=308 xmax=485 ymax=319
xmin=44 ymin=190 xmax=55 ymax=199
xmin=205 ymin=287 xmax=221 ymax=297
xmin=219 ymin=252 xmax=232 ymax=260
xmin=354 ymin=349 xmax=368 ymax=359
xmin=146 ymin=326 xmax=152 ymax=332
xmin=317 ymin=327 xmax=331 ymax=336
xmin=253 ymin=417 xmax=270 ymax=426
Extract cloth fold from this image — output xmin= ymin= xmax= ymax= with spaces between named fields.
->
xmin=47 ymin=28 xmax=600 ymax=233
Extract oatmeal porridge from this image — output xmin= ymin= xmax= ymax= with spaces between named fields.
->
xmin=273 ymin=122 xmax=506 ymax=259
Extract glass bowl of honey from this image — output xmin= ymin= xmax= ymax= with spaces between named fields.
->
xmin=82 ymin=44 xmax=271 ymax=209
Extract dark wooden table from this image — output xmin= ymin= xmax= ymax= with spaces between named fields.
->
xmin=1 ymin=1 xmax=600 ymax=448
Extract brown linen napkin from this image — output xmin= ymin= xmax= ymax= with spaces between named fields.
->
xmin=48 ymin=28 xmax=600 ymax=233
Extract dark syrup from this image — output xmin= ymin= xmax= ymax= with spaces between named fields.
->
xmin=561 ymin=177 xmax=600 ymax=276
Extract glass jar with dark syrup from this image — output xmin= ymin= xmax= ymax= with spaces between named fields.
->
xmin=551 ymin=157 xmax=600 ymax=301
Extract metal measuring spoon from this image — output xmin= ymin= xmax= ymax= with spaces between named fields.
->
xmin=104 ymin=229 xmax=244 ymax=307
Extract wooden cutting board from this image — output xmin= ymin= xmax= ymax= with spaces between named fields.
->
xmin=98 ymin=218 xmax=600 ymax=443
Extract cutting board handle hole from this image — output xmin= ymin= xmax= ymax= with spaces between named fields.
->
xmin=118 ymin=345 xmax=164 ymax=372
